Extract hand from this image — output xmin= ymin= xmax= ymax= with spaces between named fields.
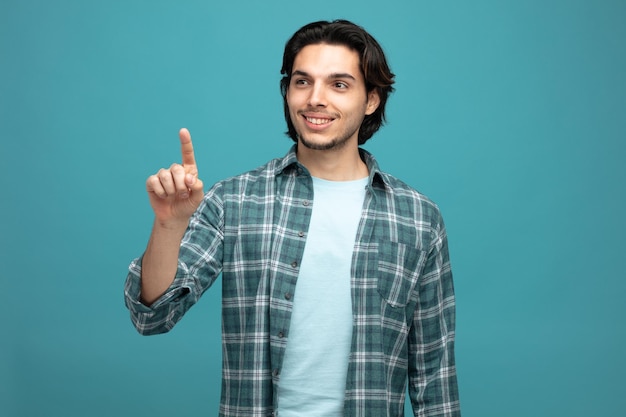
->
xmin=146 ymin=128 xmax=205 ymax=226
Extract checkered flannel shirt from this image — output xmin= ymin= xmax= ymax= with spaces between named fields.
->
xmin=125 ymin=146 xmax=460 ymax=417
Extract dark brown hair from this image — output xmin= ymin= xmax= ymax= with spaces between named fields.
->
xmin=280 ymin=20 xmax=395 ymax=145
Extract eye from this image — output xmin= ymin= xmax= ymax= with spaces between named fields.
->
xmin=293 ymin=78 xmax=309 ymax=86
xmin=334 ymin=81 xmax=348 ymax=89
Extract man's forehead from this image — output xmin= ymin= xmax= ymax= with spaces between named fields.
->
xmin=292 ymin=43 xmax=362 ymax=78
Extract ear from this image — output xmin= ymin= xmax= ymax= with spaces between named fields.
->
xmin=365 ymin=89 xmax=380 ymax=116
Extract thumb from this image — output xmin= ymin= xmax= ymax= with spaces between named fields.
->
xmin=185 ymin=174 xmax=204 ymax=203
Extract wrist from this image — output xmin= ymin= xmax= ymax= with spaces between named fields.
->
xmin=152 ymin=217 xmax=190 ymax=236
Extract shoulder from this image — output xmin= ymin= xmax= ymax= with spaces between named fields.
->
xmin=203 ymin=152 xmax=292 ymax=203
xmin=362 ymin=149 xmax=440 ymax=217
xmin=361 ymin=148 xmax=445 ymax=230
xmin=374 ymin=171 xmax=449 ymax=253
xmin=378 ymin=170 xmax=443 ymax=220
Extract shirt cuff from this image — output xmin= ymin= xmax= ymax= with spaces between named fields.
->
xmin=123 ymin=256 xmax=193 ymax=314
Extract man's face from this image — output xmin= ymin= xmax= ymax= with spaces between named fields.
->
xmin=286 ymin=43 xmax=379 ymax=151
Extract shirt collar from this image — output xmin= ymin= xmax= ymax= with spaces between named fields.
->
xmin=275 ymin=145 xmax=387 ymax=190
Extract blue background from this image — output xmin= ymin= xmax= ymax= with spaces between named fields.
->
xmin=2 ymin=1 xmax=625 ymax=416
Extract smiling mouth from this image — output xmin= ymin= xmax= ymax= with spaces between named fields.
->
xmin=304 ymin=116 xmax=334 ymax=125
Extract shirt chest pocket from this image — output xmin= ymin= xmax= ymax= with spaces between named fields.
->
xmin=377 ymin=241 xmax=428 ymax=308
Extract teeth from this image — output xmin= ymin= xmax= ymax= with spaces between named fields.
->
xmin=306 ymin=117 xmax=331 ymax=125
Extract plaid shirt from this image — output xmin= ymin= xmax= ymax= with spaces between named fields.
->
xmin=125 ymin=146 xmax=460 ymax=417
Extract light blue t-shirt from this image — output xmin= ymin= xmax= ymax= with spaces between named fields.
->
xmin=277 ymin=176 xmax=368 ymax=416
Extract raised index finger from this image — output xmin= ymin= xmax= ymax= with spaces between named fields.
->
xmin=179 ymin=128 xmax=196 ymax=167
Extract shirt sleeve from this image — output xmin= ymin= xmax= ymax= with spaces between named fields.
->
xmin=408 ymin=211 xmax=461 ymax=416
xmin=123 ymin=187 xmax=225 ymax=335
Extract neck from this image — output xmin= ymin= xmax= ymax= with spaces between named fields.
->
xmin=296 ymin=142 xmax=368 ymax=181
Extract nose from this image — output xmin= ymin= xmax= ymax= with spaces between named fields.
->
xmin=308 ymin=83 xmax=327 ymax=107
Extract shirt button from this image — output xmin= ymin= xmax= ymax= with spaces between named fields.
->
xmin=272 ymin=368 xmax=280 ymax=377
xmin=284 ymin=292 xmax=292 ymax=300
xmin=302 ymin=200 xmax=310 ymax=206
xmin=278 ymin=331 xmax=284 ymax=338
xmin=298 ymin=231 xmax=305 ymax=237
xmin=291 ymin=261 xmax=298 ymax=268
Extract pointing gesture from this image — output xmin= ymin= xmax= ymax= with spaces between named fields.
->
xmin=146 ymin=128 xmax=205 ymax=226
xmin=180 ymin=127 xmax=198 ymax=174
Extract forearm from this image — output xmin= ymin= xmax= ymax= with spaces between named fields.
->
xmin=140 ymin=218 xmax=189 ymax=305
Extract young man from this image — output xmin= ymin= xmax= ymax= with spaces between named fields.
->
xmin=125 ymin=20 xmax=460 ymax=417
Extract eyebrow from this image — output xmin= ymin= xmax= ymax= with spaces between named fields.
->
xmin=291 ymin=70 xmax=357 ymax=81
